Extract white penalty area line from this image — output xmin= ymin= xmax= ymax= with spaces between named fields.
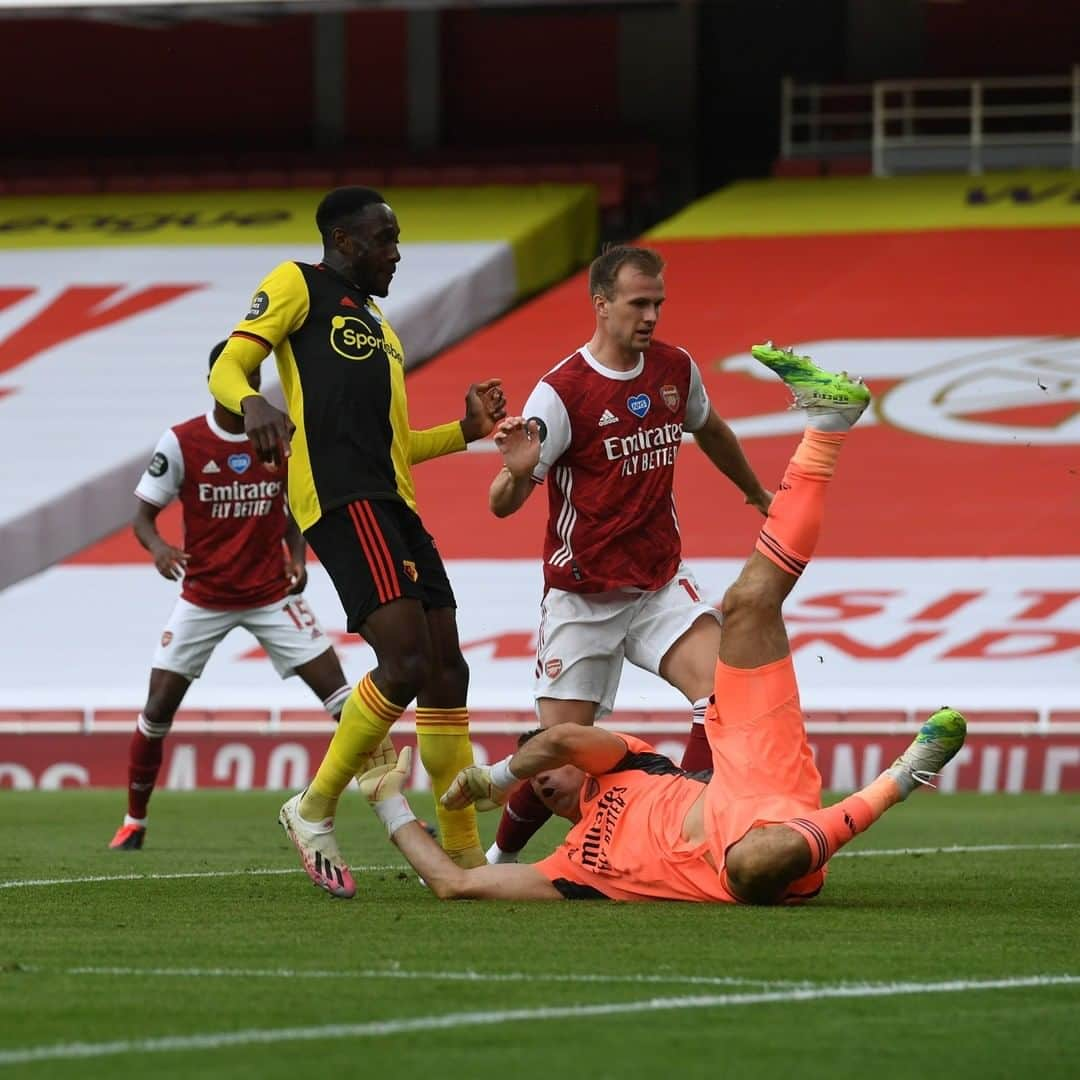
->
xmin=1 ymin=975 xmax=1077 ymax=1066
xmin=2 ymin=843 xmax=1076 ymax=891
xmin=0 ymin=865 xmax=398 ymax=890
xmin=835 ymin=842 xmax=1080 ymax=859
xmin=21 ymin=965 xmax=814 ymax=991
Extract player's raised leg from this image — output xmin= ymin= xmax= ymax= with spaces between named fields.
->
xmin=708 ymin=346 xmax=965 ymax=904
xmin=729 ymin=707 xmax=967 ymax=903
xmin=715 ymin=344 xmax=870 ymax=670
xmin=702 ymin=344 xmax=872 ymax=900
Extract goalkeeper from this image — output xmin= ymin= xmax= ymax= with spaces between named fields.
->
xmin=358 ymin=345 xmax=968 ymax=904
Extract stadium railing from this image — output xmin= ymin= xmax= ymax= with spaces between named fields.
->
xmin=777 ymin=65 xmax=1080 ymax=177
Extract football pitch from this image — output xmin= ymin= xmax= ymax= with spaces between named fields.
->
xmin=1 ymin=790 xmax=1077 ymax=1079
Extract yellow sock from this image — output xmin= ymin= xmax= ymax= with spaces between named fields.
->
xmin=301 ymin=674 xmax=404 ymax=820
xmin=415 ymin=706 xmax=481 ymax=859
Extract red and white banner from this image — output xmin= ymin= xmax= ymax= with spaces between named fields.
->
xmin=3 ymin=725 xmax=1078 ymax=793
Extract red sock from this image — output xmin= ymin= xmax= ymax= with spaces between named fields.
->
xmin=680 ymin=697 xmax=712 ymax=771
xmin=680 ymin=723 xmax=712 ymax=772
xmin=495 ymin=781 xmax=552 ymax=854
xmin=755 ymin=430 xmax=845 ymax=578
xmin=127 ymin=729 xmax=164 ymax=820
xmin=784 ymin=775 xmax=902 ymax=873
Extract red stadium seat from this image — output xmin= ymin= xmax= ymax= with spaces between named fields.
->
xmin=773 ymin=158 xmax=823 ymax=178
xmin=338 ymin=167 xmax=388 ymax=187
xmin=386 ymin=165 xmax=439 ymax=186
xmin=244 ymin=168 xmax=291 ymax=189
xmin=102 ymin=173 xmax=151 ymax=192
xmin=289 ymin=167 xmax=337 ymax=188
xmin=9 ymin=175 xmax=98 ymax=194
xmin=190 ymin=170 xmax=249 ymax=190
xmin=145 ymin=173 xmax=197 ymax=191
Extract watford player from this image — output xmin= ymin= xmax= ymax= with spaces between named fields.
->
xmin=209 ymin=187 xmax=505 ymax=896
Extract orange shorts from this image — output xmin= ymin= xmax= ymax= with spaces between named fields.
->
xmin=704 ymin=655 xmax=825 ymax=901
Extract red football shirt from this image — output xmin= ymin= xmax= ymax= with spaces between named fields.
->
xmin=135 ymin=412 xmax=289 ymax=610
xmin=521 ymin=340 xmax=710 ymax=593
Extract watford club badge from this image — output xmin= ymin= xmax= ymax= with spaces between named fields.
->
xmin=402 ymin=560 xmax=419 ymax=583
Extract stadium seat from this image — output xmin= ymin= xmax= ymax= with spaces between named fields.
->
xmin=338 ymin=167 xmax=388 ymax=187
xmin=10 ymin=175 xmax=98 ymax=194
xmin=289 ymin=167 xmax=337 ymax=188
xmin=773 ymin=158 xmax=823 ymax=177
xmin=145 ymin=173 xmax=198 ymax=191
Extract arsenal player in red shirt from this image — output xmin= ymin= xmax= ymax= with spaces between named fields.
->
xmin=485 ymin=246 xmax=772 ymax=863
xmin=108 ymin=343 xmax=352 ymax=851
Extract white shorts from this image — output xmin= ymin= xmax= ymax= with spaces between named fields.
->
xmin=152 ymin=594 xmax=332 ymax=680
xmin=534 ymin=563 xmax=720 ymax=719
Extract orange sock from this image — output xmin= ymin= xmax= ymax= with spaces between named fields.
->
xmin=792 ymin=428 xmax=846 ymax=478
xmin=785 ymin=774 xmax=902 ymax=873
xmin=755 ymin=430 xmax=846 ymax=577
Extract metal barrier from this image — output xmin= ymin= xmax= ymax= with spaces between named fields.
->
xmin=780 ymin=66 xmax=1080 ymax=176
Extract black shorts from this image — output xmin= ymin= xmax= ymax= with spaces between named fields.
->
xmin=305 ymin=498 xmax=456 ymax=632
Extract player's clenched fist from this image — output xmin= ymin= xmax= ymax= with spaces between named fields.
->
xmin=440 ymin=756 xmax=521 ymax=812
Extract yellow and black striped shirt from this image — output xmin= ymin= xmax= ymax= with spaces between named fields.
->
xmin=210 ymin=260 xmax=464 ymax=531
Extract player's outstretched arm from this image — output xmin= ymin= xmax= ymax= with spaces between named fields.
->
xmin=442 ymin=725 xmax=629 ymax=811
xmin=408 ymin=380 xmax=506 ymax=465
xmin=393 ymin=822 xmax=563 ymax=900
xmin=133 ymin=498 xmax=189 ymax=581
xmin=692 ymin=407 xmax=773 ymax=516
xmin=489 ymin=417 xmax=541 ymax=517
xmin=358 ymin=747 xmax=561 ymax=900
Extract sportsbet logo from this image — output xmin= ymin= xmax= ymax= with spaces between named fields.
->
xmin=329 ymin=315 xmax=403 ymax=363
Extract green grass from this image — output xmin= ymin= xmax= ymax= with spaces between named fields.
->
xmin=1 ymin=791 xmax=1078 ymax=1079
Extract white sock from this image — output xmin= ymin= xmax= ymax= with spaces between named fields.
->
xmin=806 ymin=408 xmax=858 ymax=432
xmin=322 ymin=685 xmax=351 ymax=720
xmin=485 ymin=841 xmax=519 ymax=865
xmin=123 ymin=814 xmax=147 ymax=828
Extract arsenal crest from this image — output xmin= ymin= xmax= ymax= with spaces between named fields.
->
xmin=661 ymin=384 xmax=680 ymax=411
xmin=160 ymin=631 xmax=173 ymax=648
xmin=544 ymin=658 xmax=563 ymax=678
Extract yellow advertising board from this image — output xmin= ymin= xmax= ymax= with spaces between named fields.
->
xmin=649 ymin=171 xmax=1080 ymax=239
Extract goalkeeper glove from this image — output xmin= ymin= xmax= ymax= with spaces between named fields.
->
xmin=440 ymin=755 xmax=520 ymax=812
xmin=352 ymin=734 xmax=397 ymax=791
xmin=358 ymin=745 xmax=416 ymax=837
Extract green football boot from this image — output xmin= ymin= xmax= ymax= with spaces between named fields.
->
xmin=751 ymin=341 xmax=871 ymax=426
xmin=887 ymin=707 xmax=968 ymax=796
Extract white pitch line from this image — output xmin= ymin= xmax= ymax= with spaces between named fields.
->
xmin=0 ymin=866 xmax=398 ymax=890
xmin=22 ymin=965 xmax=813 ymax=991
xmin=0 ymin=975 xmax=1077 ymax=1066
xmin=835 ymin=842 xmax=1080 ymax=859
xmin=0 ymin=843 xmax=1076 ymax=891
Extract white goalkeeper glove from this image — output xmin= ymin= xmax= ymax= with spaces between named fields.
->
xmin=440 ymin=755 xmax=520 ymax=812
xmin=357 ymin=745 xmax=416 ymax=836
